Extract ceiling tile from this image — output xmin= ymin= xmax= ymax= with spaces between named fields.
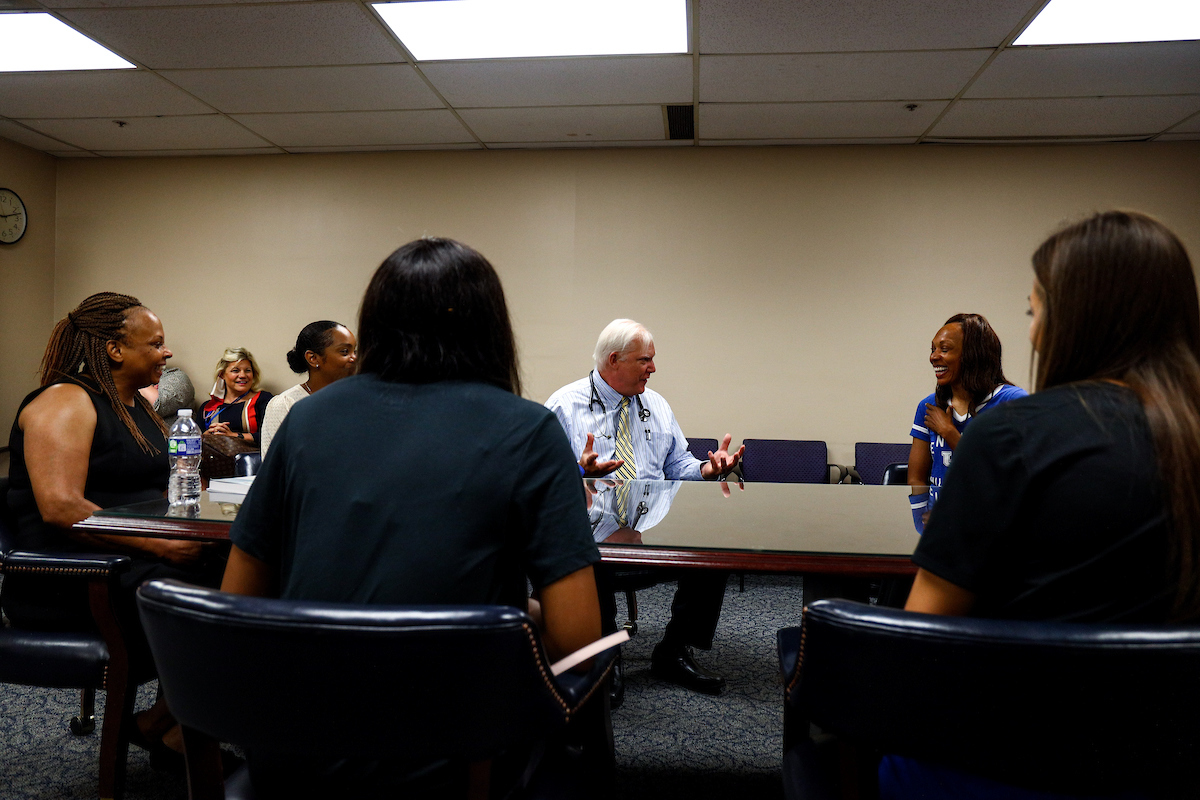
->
xmin=700 ymin=101 xmax=946 ymax=139
xmin=968 ymin=42 xmax=1200 ymax=98
xmin=458 ymin=106 xmax=666 ymax=143
xmin=285 ymin=143 xmax=483 ymax=153
xmin=0 ymin=70 xmax=211 ymax=118
xmin=931 ymin=96 xmax=1200 ymax=137
xmin=488 ymin=139 xmax=692 ymax=149
xmin=16 ymin=115 xmax=269 ymax=150
xmin=422 ymin=56 xmax=692 ymax=107
xmin=0 ymin=118 xmax=82 ymax=151
xmin=1170 ymin=113 xmax=1200 ymax=133
xmin=58 ymin=3 xmax=405 ymax=69
xmin=161 ymin=65 xmax=440 ymax=114
xmin=697 ymin=0 xmax=1039 ymax=54
xmin=701 ymin=51 xmax=990 ymax=102
xmin=698 ymin=137 xmax=918 ymax=146
xmin=43 ymin=0 xmax=296 ymax=6
xmin=93 ymin=148 xmax=282 ymax=157
xmin=230 ymin=110 xmax=472 ymax=147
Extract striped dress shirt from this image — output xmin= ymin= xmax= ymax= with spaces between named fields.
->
xmin=545 ymin=371 xmax=703 ymax=481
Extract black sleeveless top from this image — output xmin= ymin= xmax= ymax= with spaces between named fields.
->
xmin=7 ymin=375 xmax=168 ymax=551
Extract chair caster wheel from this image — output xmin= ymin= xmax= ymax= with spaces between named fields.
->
xmin=70 ymin=715 xmax=96 ymax=735
xmin=622 ymin=621 xmax=638 ymax=637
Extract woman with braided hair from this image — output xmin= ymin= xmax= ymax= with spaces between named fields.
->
xmin=3 ymin=291 xmax=221 ymax=770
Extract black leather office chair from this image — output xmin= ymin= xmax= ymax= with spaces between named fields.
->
xmin=778 ymin=599 xmax=1200 ymax=799
xmin=137 ymin=579 xmax=618 ymax=800
xmin=852 ymin=442 xmax=912 ymax=486
xmin=232 ymin=451 xmax=261 ymax=477
xmin=0 ymin=475 xmax=148 ymax=800
xmin=880 ymin=463 xmax=907 ymax=486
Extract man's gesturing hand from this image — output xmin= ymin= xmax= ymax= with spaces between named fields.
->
xmin=580 ymin=432 xmax=624 ymax=478
xmin=700 ymin=434 xmax=745 ymax=480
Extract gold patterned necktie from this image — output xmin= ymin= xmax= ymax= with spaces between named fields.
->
xmin=614 ymin=397 xmax=637 ymax=524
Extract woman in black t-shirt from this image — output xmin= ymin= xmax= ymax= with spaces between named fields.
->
xmin=885 ymin=212 xmax=1200 ymax=798
xmin=907 ymin=211 xmax=1200 ymax=621
xmin=219 ymin=238 xmax=602 ymax=797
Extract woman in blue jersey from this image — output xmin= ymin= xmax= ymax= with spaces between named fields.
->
xmin=907 ymin=314 xmax=1026 ymax=530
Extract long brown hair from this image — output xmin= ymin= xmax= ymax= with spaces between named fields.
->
xmin=934 ymin=313 xmax=1012 ymax=411
xmin=1032 ymin=211 xmax=1200 ymax=620
xmin=39 ymin=292 xmax=166 ymax=454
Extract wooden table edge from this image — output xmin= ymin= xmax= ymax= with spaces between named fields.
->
xmin=598 ymin=545 xmax=916 ymax=575
xmin=75 ymin=516 xmax=918 ymax=575
xmin=75 ymin=514 xmax=234 ymax=542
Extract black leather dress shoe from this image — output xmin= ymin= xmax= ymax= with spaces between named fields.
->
xmin=609 ymin=653 xmax=625 ymax=709
xmin=650 ymin=643 xmax=726 ymax=695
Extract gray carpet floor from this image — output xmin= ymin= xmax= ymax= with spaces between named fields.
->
xmin=0 ymin=574 xmax=802 ymax=799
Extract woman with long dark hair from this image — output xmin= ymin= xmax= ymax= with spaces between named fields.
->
xmin=3 ymin=291 xmax=218 ymax=768
xmin=888 ymin=211 xmax=1200 ymax=796
xmin=907 ymin=313 xmax=1026 ymax=518
xmin=259 ymin=321 xmax=356 ymax=455
xmin=220 ymin=238 xmax=602 ymax=794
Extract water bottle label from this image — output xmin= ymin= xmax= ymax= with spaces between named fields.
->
xmin=169 ymin=436 xmax=202 ymax=456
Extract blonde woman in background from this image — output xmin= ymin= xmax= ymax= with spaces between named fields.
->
xmin=201 ymin=347 xmax=273 ymax=446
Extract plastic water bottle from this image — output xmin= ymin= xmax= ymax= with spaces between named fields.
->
xmin=167 ymin=409 xmax=202 ymax=513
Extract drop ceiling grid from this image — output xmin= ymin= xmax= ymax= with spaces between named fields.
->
xmin=0 ymin=0 xmax=1198 ymax=154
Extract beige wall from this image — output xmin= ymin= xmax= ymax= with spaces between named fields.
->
xmin=51 ymin=142 xmax=1200 ymax=466
xmin=0 ymin=137 xmax=56 ymax=440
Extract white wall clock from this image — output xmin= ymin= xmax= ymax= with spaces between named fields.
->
xmin=0 ymin=188 xmax=28 ymax=244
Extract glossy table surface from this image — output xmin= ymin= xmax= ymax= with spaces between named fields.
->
xmin=77 ymin=479 xmax=922 ymax=576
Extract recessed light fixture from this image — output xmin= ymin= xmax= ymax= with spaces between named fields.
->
xmin=1014 ymin=0 xmax=1200 ymax=45
xmin=371 ymin=0 xmax=687 ymax=61
xmin=0 ymin=12 xmax=135 ymax=72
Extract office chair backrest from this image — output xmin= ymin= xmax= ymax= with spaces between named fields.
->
xmin=881 ymin=463 xmax=907 ymax=486
xmin=686 ymin=438 xmax=718 ymax=462
xmin=853 ymin=442 xmax=911 ymax=486
xmin=741 ymin=439 xmax=827 ymax=483
xmin=233 ymin=451 xmax=261 ymax=477
xmin=786 ymin=599 xmax=1200 ymax=795
xmin=137 ymin=580 xmax=582 ymax=765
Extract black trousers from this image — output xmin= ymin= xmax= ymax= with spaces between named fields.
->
xmin=594 ymin=565 xmax=728 ymax=650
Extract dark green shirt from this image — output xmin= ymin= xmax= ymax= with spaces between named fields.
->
xmin=915 ymin=382 xmax=1171 ymax=623
xmin=230 ymin=374 xmax=600 ymax=609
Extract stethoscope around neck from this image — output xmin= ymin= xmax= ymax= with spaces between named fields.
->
xmin=588 ymin=371 xmax=650 ymax=439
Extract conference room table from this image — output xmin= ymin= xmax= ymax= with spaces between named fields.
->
xmin=75 ymin=479 xmax=921 ymax=578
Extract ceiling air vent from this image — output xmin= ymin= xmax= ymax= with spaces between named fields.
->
xmin=663 ymin=104 xmax=695 ymax=140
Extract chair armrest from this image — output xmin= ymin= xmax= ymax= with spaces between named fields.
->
xmin=777 ymin=625 xmax=802 ymax=686
xmin=3 ymin=550 xmax=132 ymax=578
xmin=553 ymin=647 xmax=618 ymax=709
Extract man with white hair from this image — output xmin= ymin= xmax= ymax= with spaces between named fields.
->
xmin=545 ymin=319 xmax=744 ymax=697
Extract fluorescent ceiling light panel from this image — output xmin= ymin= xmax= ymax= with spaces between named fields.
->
xmin=1014 ymin=0 xmax=1200 ymax=45
xmin=372 ymin=0 xmax=687 ymax=61
xmin=0 ymin=13 xmax=134 ymax=72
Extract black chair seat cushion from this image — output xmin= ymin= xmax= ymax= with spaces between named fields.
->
xmin=0 ymin=628 xmax=109 ymax=687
